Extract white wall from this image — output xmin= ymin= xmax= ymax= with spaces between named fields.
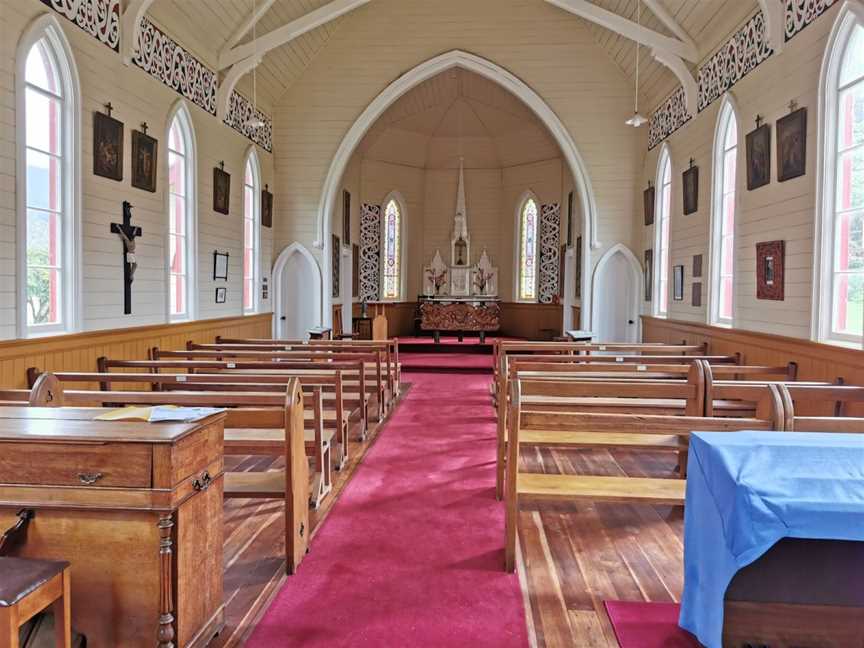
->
xmin=639 ymin=3 xmax=843 ymax=340
xmin=1 ymin=0 xmax=274 ymax=340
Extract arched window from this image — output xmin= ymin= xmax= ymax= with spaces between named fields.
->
xmin=18 ymin=18 xmax=80 ymax=337
xmin=243 ymin=151 xmax=261 ymax=313
xmin=710 ymin=100 xmax=738 ymax=326
xmin=517 ymin=195 xmax=540 ymax=301
xmin=653 ymin=147 xmax=672 ymax=316
xmin=816 ymin=11 xmax=864 ymax=345
xmin=167 ymin=105 xmax=196 ymax=321
xmin=381 ymin=196 xmax=403 ymax=300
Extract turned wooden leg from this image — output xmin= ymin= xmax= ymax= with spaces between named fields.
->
xmin=0 ymin=606 xmax=20 ymax=648
xmin=52 ymin=568 xmax=71 ymax=648
xmin=157 ymin=514 xmax=176 ymax=648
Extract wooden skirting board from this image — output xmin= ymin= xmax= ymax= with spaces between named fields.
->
xmin=641 ymin=316 xmax=864 ymax=386
xmin=0 ymin=314 xmax=272 ymax=389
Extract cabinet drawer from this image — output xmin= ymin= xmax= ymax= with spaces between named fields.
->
xmin=0 ymin=442 xmax=152 ymax=488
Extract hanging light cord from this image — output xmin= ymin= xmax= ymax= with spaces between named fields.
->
xmin=634 ymin=0 xmax=640 ymax=115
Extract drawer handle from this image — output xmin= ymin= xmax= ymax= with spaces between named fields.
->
xmin=193 ymin=471 xmax=212 ymax=492
xmin=78 ymin=472 xmax=103 ymax=485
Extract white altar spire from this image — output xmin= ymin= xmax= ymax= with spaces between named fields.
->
xmin=454 ymin=156 xmax=468 ymax=240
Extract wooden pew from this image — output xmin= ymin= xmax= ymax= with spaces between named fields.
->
xmin=779 ymin=384 xmax=864 ymax=431
xmin=504 ymin=379 xmax=784 ymax=572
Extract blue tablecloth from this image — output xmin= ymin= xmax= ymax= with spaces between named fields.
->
xmin=679 ymin=430 xmax=864 ymax=648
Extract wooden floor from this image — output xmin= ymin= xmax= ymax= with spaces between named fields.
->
xmin=210 ymin=386 xmax=685 ymax=648
xmin=211 ymin=388 xmax=410 ymax=647
xmin=518 ymin=446 xmax=685 ymax=647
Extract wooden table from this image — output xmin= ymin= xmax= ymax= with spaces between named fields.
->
xmin=418 ymin=299 xmax=501 ymax=343
xmin=0 ymin=407 xmax=226 ymax=648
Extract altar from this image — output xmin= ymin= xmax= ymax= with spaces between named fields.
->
xmin=419 ymin=297 xmax=501 ymax=343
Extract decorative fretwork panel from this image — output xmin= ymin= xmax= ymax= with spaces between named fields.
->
xmin=648 ymin=87 xmax=691 ymax=151
xmin=538 ymin=203 xmax=561 ymax=304
xmin=224 ymin=91 xmax=273 ymax=152
xmin=359 ymin=204 xmax=381 ymax=302
xmin=785 ymin=0 xmax=838 ymax=40
xmin=41 ymin=0 xmax=120 ymax=51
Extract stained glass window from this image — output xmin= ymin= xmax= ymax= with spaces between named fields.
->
xmin=711 ymin=102 xmax=738 ymax=325
xmin=518 ymin=197 xmax=539 ymax=301
xmin=382 ymin=198 xmax=401 ymax=299
xmin=654 ymin=149 xmax=672 ymax=316
xmin=168 ymin=108 xmax=195 ymax=320
xmin=243 ymin=154 xmax=260 ymax=313
xmin=23 ymin=31 xmax=76 ymax=336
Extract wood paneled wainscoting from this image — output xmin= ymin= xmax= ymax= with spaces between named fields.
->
xmin=642 ymin=316 xmax=864 ymax=386
xmin=0 ymin=314 xmax=272 ymax=389
xmin=500 ymin=302 xmax=563 ymax=340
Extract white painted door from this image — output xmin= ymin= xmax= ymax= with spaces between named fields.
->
xmin=279 ymin=251 xmax=319 ymax=339
xmin=593 ymin=248 xmax=639 ymax=343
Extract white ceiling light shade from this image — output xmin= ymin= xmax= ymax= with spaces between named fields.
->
xmin=626 ymin=0 xmax=648 ymax=128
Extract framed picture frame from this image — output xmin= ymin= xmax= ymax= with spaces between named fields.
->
xmin=558 ymin=244 xmax=566 ymax=299
xmin=352 ymin=243 xmax=359 ymax=298
xmin=746 ymin=123 xmax=771 ymax=190
xmin=93 ymin=111 xmax=123 ymax=181
xmin=215 ymin=287 xmax=227 ymax=304
xmin=450 ymin=267 xmax=471 ymax=296
xmin=574 ymin=235 xmax=582 ymax=300
xmin=342 ymin=190 xmax=351 ymax=247
xmin=213 ymin=166 xmax=231 ymax=215
xmin=692 ymin=282 xmax=702 ymax=307
xmin=644 ymin=249 xmax=653 ymax=302
xmin=331 ymin=234 xmax=341 ymax=298
xmin=692 ymin=254 xmax=703 ymax=279
xmin=566 ymin=191 xmax=574 ymax=248
xmin=261 ymin=185 xmax=273 ymax=228
xmin=213 ymin=251 xmax=229 ymax=281
xmin=643 ymin=185 xmax=655 ymax=226
xmin=673 ymin=264 xmax=684 ymax=301
xmin=131 ymin=129 xmax=158 ymax=193
xmin=756 ymin=240 xmax=785 ymax=300
xmin=777 ymin=107 xmax=807 ymax=182
xmin=683 ymin=165 xmax=699 ymax=215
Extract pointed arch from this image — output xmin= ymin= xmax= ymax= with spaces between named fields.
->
xmin=16 ymin=13 xmax=82 ymax=337
xmin=652 ymin=143 xmax=673 ymax=316
xmin=513 ymin=190 xmax=541 ymax=302
xmin=379 ymin=190 xmax=407 ymax=301
xmin=813 ymin=4 xmax=864 ymax=346
xmin=165 ymin=99 xmax=198 ymax=321
xmin=272 ymin=242 xmax=323 ymax=337
xmin=708 ymin=94 xmax=740 ymax=327
xmin=591 ymin=243 xmax=642 ymax=343
xmin=315 ymin=50 xmax=598 ymax=328
xmin=244 ymin=146 xmax=262 ymax=313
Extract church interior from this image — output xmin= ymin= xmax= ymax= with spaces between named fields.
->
xmin=1 ymin=0 xmax=863 ymax=646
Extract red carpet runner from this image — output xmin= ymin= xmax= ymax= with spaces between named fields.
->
xmin=246 ymin=370 xmax=529 ymax=647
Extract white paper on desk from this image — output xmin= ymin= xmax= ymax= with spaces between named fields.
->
xmin=148 ymin=406 xmax=225 ymax=423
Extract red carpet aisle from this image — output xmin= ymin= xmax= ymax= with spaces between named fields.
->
xmin=245 ymin=371 xmax=529 ymax=647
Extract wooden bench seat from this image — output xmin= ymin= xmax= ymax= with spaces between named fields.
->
xmin=517 ymin=473 xmax=687 ymax=505
xmin=520 ymin=429 xmax=684 ymax=450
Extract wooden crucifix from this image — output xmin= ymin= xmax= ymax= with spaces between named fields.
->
xmin=111 ymin=201 xmax=142 ymax=315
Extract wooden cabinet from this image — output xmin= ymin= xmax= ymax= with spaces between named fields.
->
xmin=0 ymin=408 xmax=226 ymax=647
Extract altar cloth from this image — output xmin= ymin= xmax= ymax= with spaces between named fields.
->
xmin=679 ymin=430 xmax=864 ymax=648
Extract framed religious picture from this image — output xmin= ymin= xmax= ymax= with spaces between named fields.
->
xmin=213 ymin=251 xmax=229 ymax=280
xmin=331 ymin=234 xmax=341 ymax=298
xmin=644 ymin=249 xmax=653 ymax=302
xmin=213 ymin=165 xmax=231 ymax=214
xmin=261 ymin=185 xmax=273 ymax=228
xmin=643 ymin=184 xmax=655 ymax=226
xmin=352 ymin=243 xmax=360 ymax=298
xmin=566 ymin=191 xmax=574 ymax=247
xmin=215 ymin=287 xmax=227 ymax=304
xmin=692 ymin=254 xmax=703 ymax=278
xmin=558 ymin=244 xmax=566 ymax=299
xmin=342 ymin=190 xmax=351 ymax=247
xmin=777 ymin=107 xmax=807 ymax=182
xmin=692 ymin=282 xmax=702 ymax=307
xmin=746 ymin=122 xmax=771 ymax=190
xmin=673 ymin=264 xmax=685 ymax=301
xmin=574 ymin=235 xmax=582 ymax=300
xmin=93 ymin=110 xmax=123 ymax=181
xmin=756 ymin=240 xmax=785 ymax=300
xmin=683 ymin=164 xmax=699 ymax=215
xmin=131 ymin=128 xmax=158 ymax=193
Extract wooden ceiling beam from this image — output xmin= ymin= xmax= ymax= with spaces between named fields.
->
xmin=218 ymin=0 xmax=371 ymax=70
xmin=757 ymin=0 xmax=784 ymax=53
xmin=650 ymin=48 xmax=697 ymax=116
xmin=121 ymin=0 xmax=157 ymax=65
xmin=641 ymin=0 xmax=695 ymax=51
xmin=221 ymin=0 xmax=279 ymax=55
xmin=545 ymin=0 xmax=698 ymax=62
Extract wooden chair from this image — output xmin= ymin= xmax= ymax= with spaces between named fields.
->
xmin=0 ymin=557 xmax=71 ymax=648
xmin=332 ymin=305 xmax=356 ymax=339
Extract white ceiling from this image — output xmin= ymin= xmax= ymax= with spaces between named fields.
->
xmin=148 ymin=0 xmax=762 ymax=114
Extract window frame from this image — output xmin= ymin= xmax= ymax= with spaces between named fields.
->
xmin=379 ymin=191 xmax=407 ymax=302
xmin=16 ymin=15 xmax=82 ymax=339
xmin=708 ymin=96 xmax=740 ymax=328
xmin=652 ymin=145 xmax=672 ymax=317
xmin=243 ymin=148 xmax=261 ymax=314
xmin=514 ymin=191 xmax=541 ymax=303
xmin=815 ymin=7 xmax=864 ymax=347
xmin=165 ymin=102 xmax=198 ymax=323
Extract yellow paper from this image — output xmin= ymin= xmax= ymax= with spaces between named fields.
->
xmin=94 ymin=406 xmax=156 ymax=421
